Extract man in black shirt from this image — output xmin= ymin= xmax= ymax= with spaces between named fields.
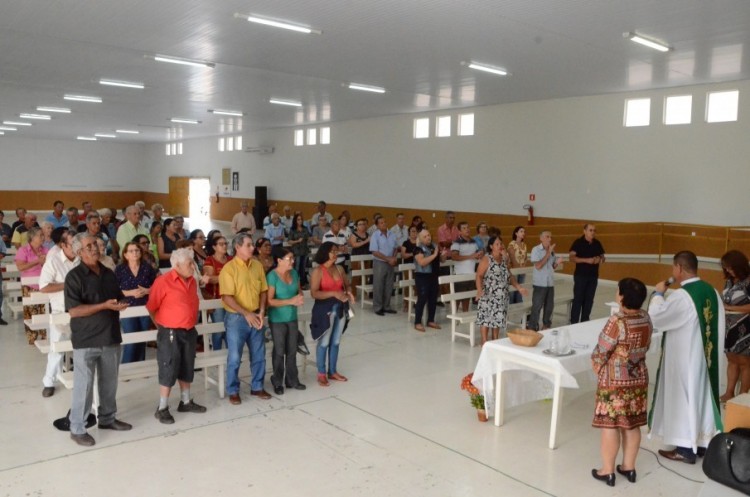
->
xmin=64 ymin=233 xmax=131 ymax=447
xmin=569 ymin=224 xmax=606 ymax=323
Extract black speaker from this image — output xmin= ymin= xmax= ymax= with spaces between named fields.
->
xmin=253 ymin=186 xmax=268 ymax=227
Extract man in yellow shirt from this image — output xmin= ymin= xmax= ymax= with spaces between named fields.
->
xmin=219 ymin=232 xmax=270 ymax=404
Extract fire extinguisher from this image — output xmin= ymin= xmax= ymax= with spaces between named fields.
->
xmin=523 ymin=204 xmax=535 ymax=226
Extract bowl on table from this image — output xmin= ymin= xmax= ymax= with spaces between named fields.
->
xmin=507 ymin=329 xmax=543 ymax=347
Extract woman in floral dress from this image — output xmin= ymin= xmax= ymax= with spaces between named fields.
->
xmin=475 ymin=236 xmax=526 ymax=344
xmin=590 ymin=277 xmax=651 ymax=487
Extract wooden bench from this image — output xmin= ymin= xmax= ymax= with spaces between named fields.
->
xmin=51 ymin=299 xmax=229 ymax=398
xmin=438 ymin=273 xmax=479 ymax=345
xmin=350 ymin=254 xmax=374 ymax=308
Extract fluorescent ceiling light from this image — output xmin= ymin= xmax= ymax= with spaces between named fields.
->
xmin=37 ymin=106 xmax=71 ymax=113
xmin=99 ymin=79 xmax=145 ymax=89
xmin=209 ymin=109 xmax=244 ymax=117
xmin=94 ymin=133 xmax=116 ymax=138
xmin=269 ymin=98 xmax=302 ymax=107
xmin=115 ymin=129 xmax=140 ymax=134
xmin=0 ymin=132 xmax=4 ymax=135
xmin=626 ymin=32 xmax=671 ymax=52
xmin=20 ymin=113 xmax=51 ymax=120
xmin=170 ymin=118 xmax=201 ymax=124
xmin=153 ymin=54 xmax=215 ymax=68
xmin=466 ymin=61 xmax=508 ymax=76
xmin=77 ymin=136 xmax=97 ymax=141
xmin=64 ymin=94 xmax=102 ymax=103
xmin=0 ymin=126 xmax=17 ymax=131
xmin=348 ymin=83 xmax=386 ymax=94
xmin=3 ymin=120 xmax=32 ymax=126
xmin=235 ymin=13 xmax=320 ymax=34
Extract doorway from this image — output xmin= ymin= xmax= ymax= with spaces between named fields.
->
xmin=189 ymin=178 xmax=211 ymax=229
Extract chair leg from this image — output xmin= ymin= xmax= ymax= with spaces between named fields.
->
xmin=469 ymin=323 xmax=475 ymax=347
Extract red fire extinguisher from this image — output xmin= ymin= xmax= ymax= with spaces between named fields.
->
xmin=523 ymin=204 xmax=535 ymax=226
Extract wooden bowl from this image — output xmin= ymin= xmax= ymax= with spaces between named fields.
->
xmin=507 ymin=329 xmax=543 ymax=347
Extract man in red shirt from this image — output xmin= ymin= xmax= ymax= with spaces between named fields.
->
xmin=147 ymin=247 xmax=207 ymax=424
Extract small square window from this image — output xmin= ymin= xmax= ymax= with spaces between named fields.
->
xmin=458 ymin=113 xmax=474 ymax=136
xmin=624 ymin=98 xmax=650 ymax=127
xmin=307 ymin=128 xmax=317 ymax=145
xmin=320 ymin=127 xmax=330 ymax=144
xmin=706 ymin=90 xmax=739 ymax=123
xmin=227 ymin=136 xmax=234 ymax=152
xmin=664 ymin=95 xmax=692 ymax=125
xmin=294 ymin=129 xmax=304 ymax=146
xmin=235 ymin=135 xmax=242 ymax=150
xmin=436 ymin=116 xmax=451 ymax=137
xmin=218 ymin=137 xmax=225 ymax=152
xmin=414 ymin=118 xmax=429 ymax=139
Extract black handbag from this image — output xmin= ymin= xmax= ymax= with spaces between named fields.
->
xmin=703 ymin=428 xmax=750 ymax=495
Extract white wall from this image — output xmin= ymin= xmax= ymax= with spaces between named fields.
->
xmin=0 ymin=137 xmax=148 ymax=191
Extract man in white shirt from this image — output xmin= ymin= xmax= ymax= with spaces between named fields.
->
xmin=39 ymin=228 xmax=80 ymax=397
xmin=262 ymin=205 xmax=278 ymax=231
xmin=231 ymin=201 xmax=256 ymax=235
xmin=450 ymin=222 xmax=483 ymax=312
xmin=323 ymin=219 xmax=349 ymax=267
xmin=310 ymin=201 xmax=333 ymax=226
xmin=280 ymin=205 xmax=294 ymax=231
xmin=390 ymin=213 xmax=409 ymax=247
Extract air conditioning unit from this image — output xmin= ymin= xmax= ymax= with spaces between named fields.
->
xmin=245 ymin=146 xmax=275 ymax=154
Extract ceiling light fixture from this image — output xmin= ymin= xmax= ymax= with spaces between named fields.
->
xmin=625 ymin=32 xmax=671 ymax=52
xmin=99 ymin=79 xmax=145 ymax=89
xmin=208 ymin=109 xmax=244 ymax=117
xmin=37 ymin=106 xmax=71 ymax=113
xmin=234 ymin=13 xmax=321 ymax=34
xmin=64 ymin=94 xmax=103 ymax=103
xmin=3 ymin=120 xmax=32 ymax=126
xmin=20 ymin=113 xmax=51 ymax=120
xmin=153 ymin=54 xmax=215 ymax=69
xmin=269 ymin=98 xmax=302 ymax=107
xmin=94 ymin=133 xmax=117 ymax=138
xmin=0 ymin=131 xmax=4 ymax=136
xmin=115 ymin=129 xmax=140 ymax=134
xmin=169 ymin=118 xmax=201 ymax=124
xmin=0 ymin=126 xmax=16 ymax=131
xmin=77 ymin=136 xmax=97 ymax=141
xmin=347 ymin=83 xmax=386 ymax=94
xmin=465 ymin=61 xmax=508 ymax=76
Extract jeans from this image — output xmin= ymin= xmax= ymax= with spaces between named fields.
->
xmin=70 ymin=345 xmax=120 ymax=435
xmin=414 ymin=273 xmax=438 ymax=324
xmin=294 ymin=254 xmax=309 ymax=286
xmin=529 ymin=285 xmax=554 ymax=331
xmin=511 ymin=273 xmax=525 ymax=304
xmin=372 ymin=261 xmax=395 ymax=312
xmin=120 ymin=315 xmax=152 ymax=363
xmin=570 ymin=274 xmax=598 ymax=323
xmin=316 ymin=302 xmax=345 ymax=375
xmin=225 ymin=312 xmax=266 ymax=394
xmin=270 ymin=320 xmax=300 ymax=388
xmin=210 ymin=307 xmax=227 ymax=350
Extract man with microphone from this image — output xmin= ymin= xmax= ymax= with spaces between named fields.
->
xmin=647 ymin=250 xmax=724 ymax=464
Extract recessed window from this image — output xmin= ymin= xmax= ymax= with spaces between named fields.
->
xmin=436 ymin=116 xmax=451 ymax=137
xmin=664 ymin=95 xmax=692 ymax=125
xmin=218 ymin=137 xmax=225 ymax=152
xmin=307 ymin=128 xmax=317 ymax=145
xmin=294 ymin=129 xmax=304 ymax=146
xmin=414 ymin=118 xmax=429 ymax=139
xmin=177 ymin=142 xmax=183 ymax=155
xmin=706 ymin=90 xmax=739 ymax=123
xmin=458 ymin=113 xmax=474 ymax=136
xmin=227 ymin=136 xmax=235 ymax=152
xmin=166 ymin=144 xmax=171 ymax=156
xmin=320 ymin=127 xmax=330 ymax=145
xmin=624 ymin=98 xmax=650 ymax=127
xmin=235 ymin=135 xmax=242 ymax=150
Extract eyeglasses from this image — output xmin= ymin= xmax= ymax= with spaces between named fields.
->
xmin=216 ymin=242 xmax=227 ymax=246
xmin=282 ymin=257 xmax=294 ymax=263
xmin=82 ymin=243 xmax=98 ymax=251
xmin=126 ymin=249 xmax=141 ymax=254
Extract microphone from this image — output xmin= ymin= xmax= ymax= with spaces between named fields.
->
xmin=664 ymin=277 xmax=675 ymax=286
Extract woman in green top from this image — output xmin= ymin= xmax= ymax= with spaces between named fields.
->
xmin=267 ymin=248 xmax=306 ymax=394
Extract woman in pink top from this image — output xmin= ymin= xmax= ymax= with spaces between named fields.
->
xmin=15 ymin=227 xmax=49 ymax=343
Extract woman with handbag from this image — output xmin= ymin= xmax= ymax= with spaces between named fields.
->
xmin=719 ymin=250 xmax=750 ymax=402
xmin=590 ymin=278 xmax=651 ymax=487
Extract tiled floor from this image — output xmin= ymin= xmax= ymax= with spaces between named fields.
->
xmin=0 ymin=268 xmax=713 ymax=496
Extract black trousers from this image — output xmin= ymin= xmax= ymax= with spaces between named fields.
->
xmin=415 ymin=273 xmax=439 ymax=324
xmin=570 ymin=274 xmax=598 ymax=323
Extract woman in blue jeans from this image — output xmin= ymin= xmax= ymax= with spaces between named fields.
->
xmin=115 ymin=241 xmax=157 ymax=362
xmin=309 ymin=242 xmax=354 ymax=387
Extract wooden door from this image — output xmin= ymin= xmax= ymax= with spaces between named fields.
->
xmin=168 ymin=177 xmax=190 ymax=216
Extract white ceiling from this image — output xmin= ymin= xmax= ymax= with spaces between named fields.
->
xmin=0 ymin=0 xmax=748 ymax=143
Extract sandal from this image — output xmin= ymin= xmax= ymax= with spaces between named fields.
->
xmin=317 ymin=373 xmax=329 ymax=387
xmin=328 ymin=372 xmax=348 ymax=382
xmin=415 ymin=324 xmax=426 ymax=332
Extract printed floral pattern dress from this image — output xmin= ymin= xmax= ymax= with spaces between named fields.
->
xmin=591 ymin=310 xmax=652 ymax=429
xmin=477 ymin=255 xmax=510 ymax=331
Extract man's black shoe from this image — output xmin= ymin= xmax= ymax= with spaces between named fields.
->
xmin=155 ymin=407 xmax=175 ymax=424
xmin=178 ymin=400 xmax=207 ymax=413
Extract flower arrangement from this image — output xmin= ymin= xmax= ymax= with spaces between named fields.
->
xmin=460 ymin=373 xmax=484 ymax=409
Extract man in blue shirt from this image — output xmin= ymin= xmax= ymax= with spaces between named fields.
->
xmin=369 ymin=216 xmax=398 ymax=315
xmin=45 ymin=200 xmax=69 ymax=229
xmin=528 ymin=231 xmax=561 ymax=331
